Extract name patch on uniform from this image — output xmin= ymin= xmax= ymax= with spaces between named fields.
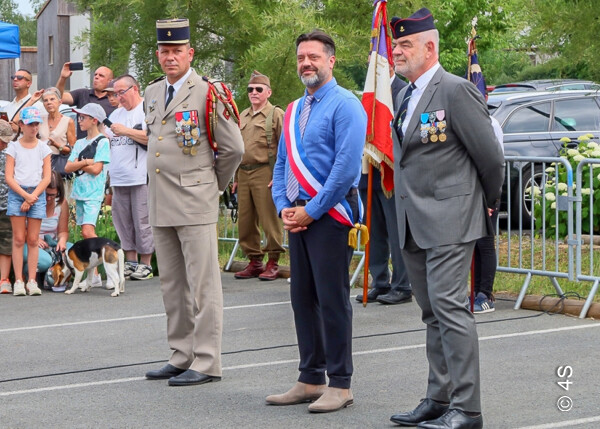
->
xmin=175 ymin=110 xmax=201 ymax=155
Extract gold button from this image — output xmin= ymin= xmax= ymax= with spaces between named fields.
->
xmin=158 ymin=136 xmax=163 ymax=141
xmin=155 ymin=152 xmax=160 ymax=157
xmin=161 ymin=120 xmax=166 ymax=125
xmin=155 ymin=168 xmax=160 ymax=174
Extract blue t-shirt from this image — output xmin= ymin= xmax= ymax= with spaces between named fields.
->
xmin=69 ymin=134 xmax=110 ymax=201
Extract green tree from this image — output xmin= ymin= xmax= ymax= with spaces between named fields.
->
xmin=71 ymin=0 xmax=533 ymax=105
xmin=520 ymin=0 xmax=600 ymax=82
xmin=0 ymin=0 xmax=37 ymax=46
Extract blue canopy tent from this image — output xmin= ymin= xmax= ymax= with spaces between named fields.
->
xmin=0 ymin=21 xmax=20 ymax=59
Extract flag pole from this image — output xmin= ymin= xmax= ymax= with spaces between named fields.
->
xmin=363 ymin=2 xmax=384 ymax=307
xmin=363 ymin=163 xmax=373 ymax=307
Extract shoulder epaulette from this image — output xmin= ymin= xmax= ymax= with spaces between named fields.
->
xmin=147 ymin=75 xmax=166 ymax=86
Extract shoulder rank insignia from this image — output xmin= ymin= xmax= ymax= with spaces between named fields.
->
xmin=147 ymin=75 xmax=166 ymax=86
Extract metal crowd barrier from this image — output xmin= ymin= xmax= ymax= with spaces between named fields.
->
xmin=217 ymin=202 xmax=365 ymax=284
xmin=575 ymin=158 xmax=600 ymax=318
xmin=499 ymin=156 xmax=600 ymax=318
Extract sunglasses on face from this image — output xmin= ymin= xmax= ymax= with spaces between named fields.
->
xmin=247 ymin=86 xmax=264 ymax=94
xmin=46 ymin=191 xmax=58 ymax=198
xmin=11 ymin=75 xmax=30 ymax=81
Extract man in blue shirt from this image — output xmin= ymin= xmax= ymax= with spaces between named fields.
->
xmin=268 ymin=30 xmax=367 ymax=413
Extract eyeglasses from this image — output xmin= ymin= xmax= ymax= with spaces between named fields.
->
xmin=77 ymin=115 xmax=92 ymax=122
xmin=46 ymin=192 xmax=58 ymax=198
xmin=247 ymin=86 xmax=264 ymax=94
xmin=115 ymin=86 xmax=134 ymax=97
xmin=11 ymin=75 xmax=30 ymax=81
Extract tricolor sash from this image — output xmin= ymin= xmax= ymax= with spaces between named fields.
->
xmin=283 ymin=98 xmax=359 ymax=227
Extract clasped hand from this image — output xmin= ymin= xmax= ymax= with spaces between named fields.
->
xmin=281 ymin=207 xmax=313 ymax=233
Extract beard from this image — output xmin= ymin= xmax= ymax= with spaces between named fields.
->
xmin=299 ymin=66 xmax=328 ymax=88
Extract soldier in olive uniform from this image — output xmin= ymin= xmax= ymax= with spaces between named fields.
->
xmin=233 ymin=71 xmax=284 ymax=281
xmin=144 ymin=19 xmax=244 ymax=387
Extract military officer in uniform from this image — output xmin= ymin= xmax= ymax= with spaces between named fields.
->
xmin=144 ymin=18 xmax=244 ymax=386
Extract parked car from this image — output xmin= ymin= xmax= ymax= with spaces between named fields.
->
xmin=488 ymin=90 xmax=600 ymax=224
xmin=491 ymin=79 xmax=600 ymax=94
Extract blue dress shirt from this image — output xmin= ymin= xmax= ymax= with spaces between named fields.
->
xmin=272 ymin=78 xmax=367 ymax=221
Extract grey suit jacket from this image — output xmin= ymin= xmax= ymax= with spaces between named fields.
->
xmin=393 ymin=67 xmax=504 ymax=249
xmin=144 ymin=69 xmax=244 ymax=227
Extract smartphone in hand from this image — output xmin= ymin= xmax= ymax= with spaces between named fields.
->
xmin=69 ymin=62 xmax=84 ymax=71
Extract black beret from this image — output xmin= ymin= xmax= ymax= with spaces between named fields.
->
xmin=390 ymin=8 xmax=436 ymax=39
xmin=156 ymin=18 xmax=190 ymax=44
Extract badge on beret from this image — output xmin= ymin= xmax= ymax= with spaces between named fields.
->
xmin=175 ymin=110 xmax=200 ymax=155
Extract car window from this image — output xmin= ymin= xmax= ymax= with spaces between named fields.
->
xmin=547 ymin=84 xmax=586 ymax=91
xmin=503 ymin=102 xmax=551 ymax=134
xmin=552 ymin=98 xmax=600 ymax=131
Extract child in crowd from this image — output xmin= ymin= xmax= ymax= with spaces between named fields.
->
xmin=0 ymin=120 xmax=14 ymax=294
xmin=65 ymin=103 xmax=110 ymax=288
xmin=5 ymin=107 xmax=52 ymax=296
xmin=22 ymin=170 xmax=72 ymax=291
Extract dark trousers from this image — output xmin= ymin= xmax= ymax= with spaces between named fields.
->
xmin=289 ymin=214 xmax=353 ymax=389
xmin=359 ymin=188 xmax=410 ymax=291
xmin=473 ymin=209 xmax=498 ymax=298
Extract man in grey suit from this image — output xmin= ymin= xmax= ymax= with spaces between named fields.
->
xmin=387 ymin=8 xmax=504 ymax=429
xmin=356 ymin=61 xmax=412 ymax=305
xmin=143 ymin=19 xmax=244 ymax=387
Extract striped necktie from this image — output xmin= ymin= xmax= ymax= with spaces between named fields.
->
xmin=286 ymin=95 xmax=314 ymax=202
xmin=396 ymin=83 xmax=416 ymax=138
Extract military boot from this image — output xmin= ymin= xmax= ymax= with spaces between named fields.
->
xmin=234 ymin=257 xmax=265 ymax=279
xmin=259 ymin=258 xmax=279 ymax=281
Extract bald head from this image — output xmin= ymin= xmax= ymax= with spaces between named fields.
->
xmin=93 ymin=66 xmax=114 ymax=92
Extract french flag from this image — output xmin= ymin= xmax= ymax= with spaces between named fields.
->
xmin=361 ymin=0 xmax=395 ymax=193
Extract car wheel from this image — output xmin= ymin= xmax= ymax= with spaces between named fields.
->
xmin=510 ymin=165 xmax=547 ymax=227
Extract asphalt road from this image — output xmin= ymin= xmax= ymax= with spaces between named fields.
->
xmin=1 ymin=274 xmax=599 ymax=429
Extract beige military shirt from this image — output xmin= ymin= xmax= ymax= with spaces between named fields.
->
xmin=239 ymin=102 xmax=283 ymax=166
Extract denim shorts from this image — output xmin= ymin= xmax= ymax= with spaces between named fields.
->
xmin=7 ymin=187 xmax=47 ymax=219
xmin=75 ymin=199 xmax=103 ymax=226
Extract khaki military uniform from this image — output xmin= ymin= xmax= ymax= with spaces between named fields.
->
xmin=144 ymin=69 xmax=243 ymax=377
xmin=237 ymin=102 xmax=284 ymax=260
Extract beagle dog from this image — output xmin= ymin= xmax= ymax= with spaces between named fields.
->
xmin=51 ymin=238 xmax=126 ymax=297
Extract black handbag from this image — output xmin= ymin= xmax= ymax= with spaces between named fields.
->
xmin=75 ymin=135 xmax=104 ymax=176
xmin=51 ymin=153 xmax=73 ymax=179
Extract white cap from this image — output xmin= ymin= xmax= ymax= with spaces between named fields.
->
xmin=72 ymin=103 xmax=107 ymax=123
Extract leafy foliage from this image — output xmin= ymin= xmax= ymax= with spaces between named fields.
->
xmin=532 ymin=135 xmax=600 ymax=238
xmin=0 ymin=0 xmax=37 ymax=46
xmin=69 ymin=0 xmax=522 ymax=108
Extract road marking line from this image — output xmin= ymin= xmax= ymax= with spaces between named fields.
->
xmin=516 ymin=415 xmax=600 ymax=428
xmin=1 ymin=323 xmax=598 ymax=397
xmin=0 ymin=301 xmax=291 ymax=333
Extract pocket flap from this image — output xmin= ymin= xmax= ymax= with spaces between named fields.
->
xmin=179 ymin=170 xmax=215 ymax=187
xmin=434 ymin=182 xmax=471 ymax=200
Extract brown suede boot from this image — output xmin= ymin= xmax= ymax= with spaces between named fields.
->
xmin=258 ymin=258 xmax=279 ymax=281
xmin=234 ymin=257 xmax=264 ymax=279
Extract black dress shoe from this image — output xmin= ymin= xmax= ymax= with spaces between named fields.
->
xmin=377 ymin=289 xmax=412 ymax=305
xmin=417 ymin=409 xmax=482 ymax=429
xmin=145 ymin=364 xmax=186 ymax=380
xmin=168 ymin=369 xmax=222 ymax=386
xmin=355 ymin=287 xmax=390 ymax=303
xmin=390 ymin=398 xmax=449 ymax=426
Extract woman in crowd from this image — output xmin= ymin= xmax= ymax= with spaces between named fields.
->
xmin=27 ymin=87 xmax=76 ymax=179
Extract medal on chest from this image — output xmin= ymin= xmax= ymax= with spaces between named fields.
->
xmin=175 ymin=110 xmax=200 ymax=155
